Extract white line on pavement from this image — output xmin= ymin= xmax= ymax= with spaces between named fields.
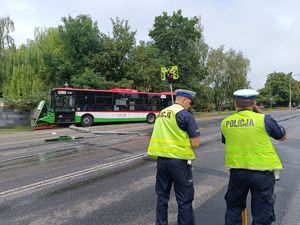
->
xmin=0 ymin=153 xmax=146 ymax=198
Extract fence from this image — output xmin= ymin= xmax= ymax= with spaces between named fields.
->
xmin=0 ymin=107 xmax=31 ymax=127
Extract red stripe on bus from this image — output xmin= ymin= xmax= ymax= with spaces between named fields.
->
xmin=55 ymin=87 xmax=175 ymax=95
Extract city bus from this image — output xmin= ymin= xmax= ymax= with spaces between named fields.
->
xmin=37 ymin=87 xmax=174 ymax=127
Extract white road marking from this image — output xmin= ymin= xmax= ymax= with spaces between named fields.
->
xmin=0 ymin=153 xmax=146 ymax=198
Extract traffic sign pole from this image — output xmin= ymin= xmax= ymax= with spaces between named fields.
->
xmin=160 ymin=65 xmax=178 ymax=104
xmin=169 ymin=81 xmax=174 ymax=104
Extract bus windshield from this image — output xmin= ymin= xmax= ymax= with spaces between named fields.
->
xmin=53 ymin=93 xmax=75 ymax=112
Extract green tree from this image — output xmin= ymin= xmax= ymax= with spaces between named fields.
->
xmin=70 ymin=68 xmax=104 ymax=89
xmin=206 ymin=46 xmax=250 ymax=111
xmin=58 ymin=14 xmax=103 ymax=86
xmin=34 ymin=27 xmax=63 ymax=87
xmin=292 ymin=79 xmax=300 ymax=106
xmin=92 ymin=17 xmax=136 ymax=84
xmin=2 ymin=42 xmax=47 ymax=110
xmin=206 ymin=46 xmax=227 ymax=111
xmin=149 ymin=10 xmax=209 ymax=108
xmin=257 ymin=72 xmax=298 ymax=107
xmin=149 ymin=10 xmax=200 ymax=60
xmin=224 ymin=49 xmax=250 ymax=101
xmin=127 ymin=41 xmax=168 ymax=92
xmin=0 ymin=16 xmax=14 ymax=50
xmin=0 ymin=16 xmax=15 ymax=96
xmin=2 ymin=27 xmax=62 ymax=109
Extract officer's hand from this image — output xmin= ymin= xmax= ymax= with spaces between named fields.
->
xmin=252 ymin=104 xmax=262 ymax=114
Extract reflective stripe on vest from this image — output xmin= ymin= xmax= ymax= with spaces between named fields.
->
xmin=147 ymin=104 xmax=195 ymax=160
xmin=221 ymin=110 xmax=282 ymax=170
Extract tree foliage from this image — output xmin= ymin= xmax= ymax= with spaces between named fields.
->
xmin=94 ymin=18 xmax=136 ymax=82
xmin=127 ymin=41 xmax=168 ymax=92
xmin=206 ymin=46 xmax=250 ymax=111
xmin=2 ymin=40 xmax=48 ymax=109
xmin=149 ymin=10 xmax=209 ymax=108
xmin=0 ymin=16 xmax=15 ymax=96
xmin=58 ymin=14 xmax=103 ymax=86
xmin=33 ymin=27 xmax=63 ymax=87
xmin=257 ymin=72 xmax=300 ymax=107
xmin=0 ymin=16 xmax=14 ymax=50
xmin=149 ymin=10 xmax=200 ymax=58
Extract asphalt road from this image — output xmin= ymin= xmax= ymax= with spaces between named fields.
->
xmin=0 ymin=110 xmax=299 ymax=225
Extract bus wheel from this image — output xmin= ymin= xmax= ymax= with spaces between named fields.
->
xmin=81 ymin=115 xmax=93 ymax=127
xmin=146 ymin=113 xmax=156 ymax=124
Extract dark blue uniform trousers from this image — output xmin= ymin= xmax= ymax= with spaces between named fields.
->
xmin=224 ymin=169 xmax=276 ymax=225
xmin=155 ymin=157 xmax=195 ymax=225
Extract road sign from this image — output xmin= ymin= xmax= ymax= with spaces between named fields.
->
xmin=161 ymin=66 xmax=179 ymax=81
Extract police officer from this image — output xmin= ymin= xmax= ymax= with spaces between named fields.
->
xmin=148 ymin=89 xmax=200 ymax=225
xmin=221 ymin=89 xmax=287 ymax=225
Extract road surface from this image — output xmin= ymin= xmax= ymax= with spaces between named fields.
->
xmin=0 ymin=111 xmax=299 ymax=225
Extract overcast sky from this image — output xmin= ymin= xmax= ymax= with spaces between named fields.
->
xmin=1 ymin=0 xmax=300 ymax=89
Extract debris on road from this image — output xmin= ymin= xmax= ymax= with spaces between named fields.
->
xmin=92 ymin=131 xmax=142 ymax=136
xmin=69 ymin=124 xmax=90 ymax=133
xmin=44 ymin=135 xmax=84 ymax=142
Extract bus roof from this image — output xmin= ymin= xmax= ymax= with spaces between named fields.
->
xmin=54 ymin=87 xmax=175 ymax=95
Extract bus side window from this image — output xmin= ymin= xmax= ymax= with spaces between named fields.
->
xmin=129 ymin=100 xmax=135 ymax=110
xmin=114 ymin=98 xmax=128 ymax=111
xmin=130 ymin=98 xmax=144 ymax=111
xmin=150 ymin=98 xmax=159 ymax=110
xmin=95 ymin=96 xmax=113 ymax=111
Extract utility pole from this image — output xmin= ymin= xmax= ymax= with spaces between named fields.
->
xmin=289 ymin=77 xmax=291 ymax=111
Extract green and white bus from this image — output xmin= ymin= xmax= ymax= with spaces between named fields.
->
xmin=38 ymin=87 xmax=174 ymax=126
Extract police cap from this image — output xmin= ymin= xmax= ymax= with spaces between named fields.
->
xmin=175 ymin=89 xmax=196 ymax=100
xmin=233 ymin=89 xmax=259 ymax=100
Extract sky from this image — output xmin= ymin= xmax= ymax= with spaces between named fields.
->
xmin=1 ymin=0 xmax=300 ymax=90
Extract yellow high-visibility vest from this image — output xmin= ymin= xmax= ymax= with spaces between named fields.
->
xmin=147 ymin=104 xmax=195 ymax=160
xmin=221 ymin=110 xmax=282 ymax=170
